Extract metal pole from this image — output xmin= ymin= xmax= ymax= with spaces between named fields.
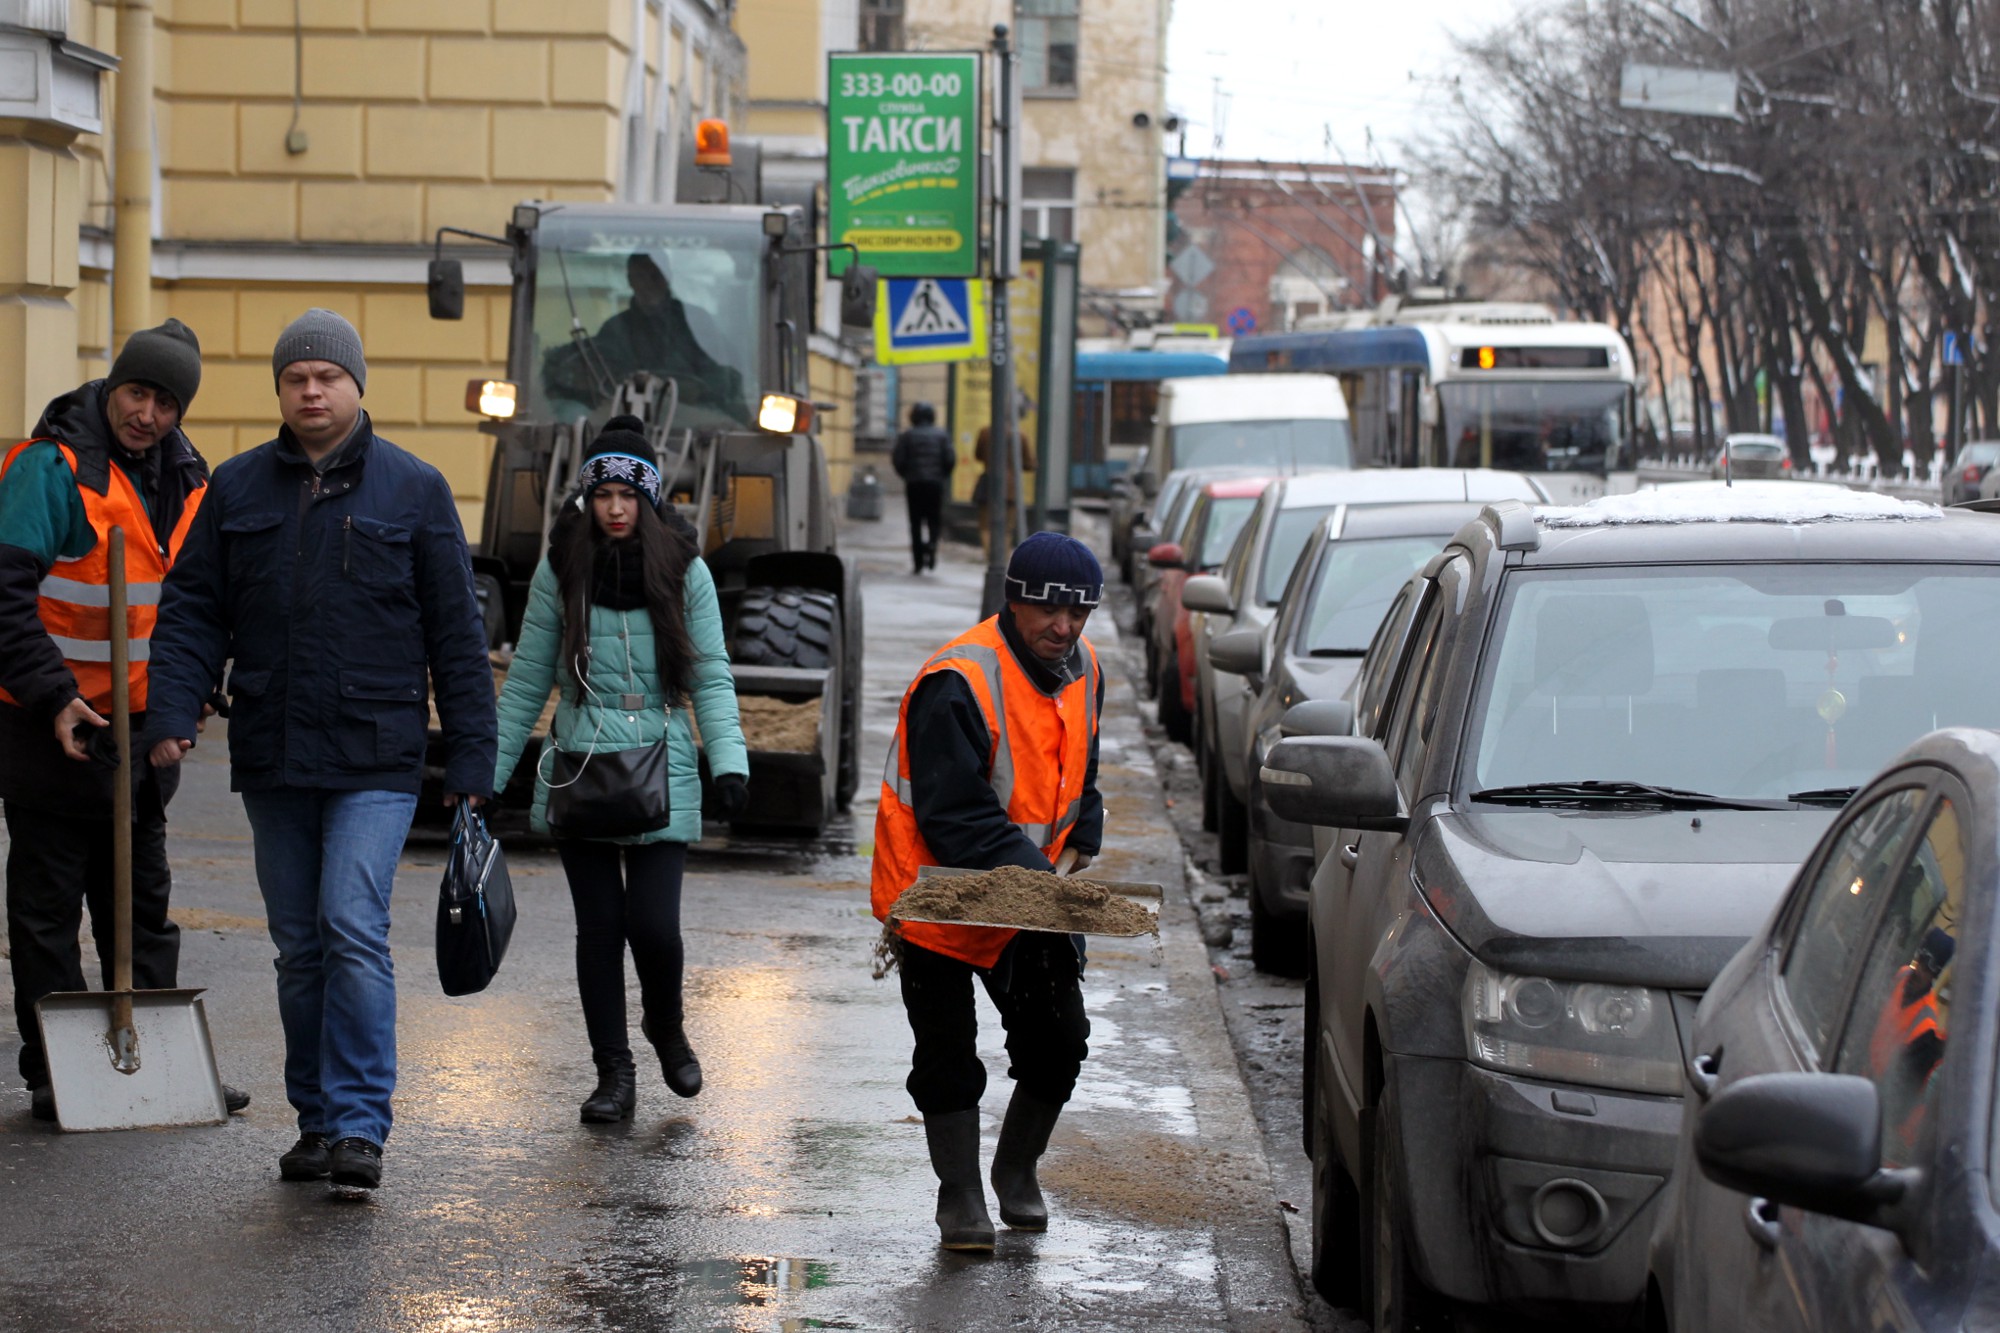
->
xmin=113 ymin=0 xmax=155 ymax=346
xmin=981 ymin=24 xmax=1017 ymax=619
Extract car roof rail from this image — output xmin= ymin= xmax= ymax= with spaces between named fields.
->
xmin=1482 ymin=499 xmax=1542 ymax=552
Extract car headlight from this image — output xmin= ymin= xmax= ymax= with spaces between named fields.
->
xmin=1462 ymin=960 xmax=1681 ymax=1094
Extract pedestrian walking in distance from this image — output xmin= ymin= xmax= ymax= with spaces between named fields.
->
xmin=490 ymin=416 xmax=749 ymax=1123
xmin=0 ymin=319 xmax=251 ymax=1123
xmin=872 ymin=532 xmax=1105 ymax=1250
xmin=891 ymin=402 xmax=954 ymax=573
xmin=145 ymin=309 xmax=496 ymax=1196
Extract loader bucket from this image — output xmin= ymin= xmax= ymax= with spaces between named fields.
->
xmin=731 ymin=663 xmax=838 ymax=831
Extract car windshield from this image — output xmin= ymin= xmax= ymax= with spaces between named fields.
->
xmin=1468 ymin=564 xmax=2000 ymax=800
xmin=1169 ymin=419 xmax=1354 ymax=472
xmin=1297 ymin=536 xmax=1452 ymax=655
xmin=1438 ymin=381 xmax=1628 ymax=473
xmin=1728 ymin=440 xmax=1785 ymax=458
xmin=529 ymin=212 xmax=762 ymax=430
xmin=1963 ymin=443 xmax=2000 ymax=466
xmin=1259 ymin=504 xmax=1336 ymax=604
xmin=1189 ymin=496 xmax=1261 ymax=567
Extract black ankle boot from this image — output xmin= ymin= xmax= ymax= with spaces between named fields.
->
xmin=991 ymin=1088 xmax=1062 ymax=1229
xmin=580 ymin=1055 xmax=637 ymax=1123
xmin=924 ymin=1108 xmax=996 ymax=1251
xmin=642 ymin=1015 xmax=703 ymax=1098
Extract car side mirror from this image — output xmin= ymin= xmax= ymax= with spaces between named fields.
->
xmin=1181 ymin=574 xmax=1234 ymax=615
xmin=428 ymin=258 xmax=465 ymax=321
xmin=1695 ymin=1072 xmax=1915 ymax=1226
xmin=1140 ymin=473 xmax=1159 ymax=498
xmin=1209 ymin=626 xmax=1263 ymax=677
xmin=1147 ymin=541 xmax=1185 ymax=570
xmin=1281 ymin=699 xmax=1353 ymax=738
xmin=1260 ymin=736 xmax=1406 ymax=831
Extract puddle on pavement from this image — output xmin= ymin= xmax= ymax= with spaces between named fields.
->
xmin=673 ymin=1256 xmax=858 ymax=1331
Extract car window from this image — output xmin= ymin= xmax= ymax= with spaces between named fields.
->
xmin=1780 ymin=786 xmax=1931 ymax=1060
xmin=1222 ymin=494 xmax=1270 ymax=600
xmin=1829 ymin=795 xmax=1962 ymax=1168
xmin=1464 ymin=564 xmax=2000 ymax=799
xmin=1196 ymin=496 xmax=1262 ymax=568
xmin=1258 ymin=503 xmax=1338 ymax=604
xmin=1296 ymin=536 xmax=1453 ymax=657
xmin=1355 ymin=580 xmax=1422 ymax=741
xmin=1386 ymin=559 xmax=1465 ymax=790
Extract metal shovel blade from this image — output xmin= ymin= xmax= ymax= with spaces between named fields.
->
xmin=35 ymin=989 xmax=228 ymax=1131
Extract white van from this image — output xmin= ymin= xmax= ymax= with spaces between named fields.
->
xmin=1142 ymin=373 xmax=1352 ymax=497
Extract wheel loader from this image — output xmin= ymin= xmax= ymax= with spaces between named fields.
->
xmin=422 ymin=135 xmax=871 ymax=835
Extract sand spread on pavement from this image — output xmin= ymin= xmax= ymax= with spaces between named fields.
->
xmin=890 ymin=865 xmax=1157 ymax=936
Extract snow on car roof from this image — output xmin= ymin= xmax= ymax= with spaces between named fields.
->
xmin=1537 ymin=481 xmax=1941 ymax=528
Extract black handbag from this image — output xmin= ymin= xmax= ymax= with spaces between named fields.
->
xmin=543 ymin=734 xmax=672 ymax=839
xmin=436 ymin=804 xmax=517 ymax=997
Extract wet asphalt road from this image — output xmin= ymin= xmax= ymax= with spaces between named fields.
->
xmin=0 ymin=507 xmax=1309 ymax=1331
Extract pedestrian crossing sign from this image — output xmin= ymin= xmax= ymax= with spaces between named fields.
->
xmin=873 ymin=277 xmax=988 ymax=366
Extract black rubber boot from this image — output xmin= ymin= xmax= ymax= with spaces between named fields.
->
xmin=990 ymin=1089 xmax=1062 ymax=1229
xmin=642 ymin=1015 xmax=703 ymax=1098
xmin=924 ymin=1109 xmax=996 ymax=1251
xmin=580 ymin=1054 xmax=637 ymax=1123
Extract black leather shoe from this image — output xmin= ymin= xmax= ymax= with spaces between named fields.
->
xmin=28 ymin=1085 xmax=54 ymax=1123
xmin=327 ymin=1137 xmax=383 ymax=1192
xmin=581 ymin=1058 xmax=637 ymax=1123
xmin=642 ymin=1015 xmax=703 ymax=1098
xmin=224 ymin=1084 xmax=251 ymax=1114
xmin=280 ymin=1132 xmax=331 ymax=1180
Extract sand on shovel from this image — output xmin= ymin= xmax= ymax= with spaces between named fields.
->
xmin=890 ymin=865 xmax=1158 ymax=936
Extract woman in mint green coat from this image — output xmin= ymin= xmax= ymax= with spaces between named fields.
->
xmin=492 ymin=417 xmax=748 ymax=1124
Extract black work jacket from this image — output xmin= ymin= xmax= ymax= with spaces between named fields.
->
xmin=893 ymin=426 xmax=956 ymax=487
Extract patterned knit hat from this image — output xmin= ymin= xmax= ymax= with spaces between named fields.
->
xmin=577 ymin=415 xmax=662 ymax=506
xmin=1005 ymin=531 xmax=1103 ymax=606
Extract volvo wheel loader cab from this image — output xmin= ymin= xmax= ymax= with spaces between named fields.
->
xmin=426 ymin=177 xmax=871 ymax=835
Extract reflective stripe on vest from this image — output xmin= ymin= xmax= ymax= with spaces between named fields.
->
xmin=870 ymin=617 xmax=1100 ymax=970
xmin=0 ymin=439 xmax=202 ymax=714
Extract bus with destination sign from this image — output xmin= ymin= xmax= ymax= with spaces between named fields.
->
xmin=1229 ymin=297 xmax=1640 ymax=502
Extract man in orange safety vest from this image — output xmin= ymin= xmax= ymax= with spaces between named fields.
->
xmin=872 ymin=531 xmax=1105 ymax=1251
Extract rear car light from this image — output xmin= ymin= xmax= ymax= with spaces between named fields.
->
xmin=1966 ymin=465 xmax=1983 ymax=483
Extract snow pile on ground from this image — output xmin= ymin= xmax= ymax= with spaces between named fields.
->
xmin=1539 ymin=481 xmax=1942 ymax=527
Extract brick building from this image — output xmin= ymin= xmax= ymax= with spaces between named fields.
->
xmin=1166 ymin=158 xmax=1397 ymax=338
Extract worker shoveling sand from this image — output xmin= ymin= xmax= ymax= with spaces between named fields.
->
xmin=891 ymin=865 xmax=1159 ymax=937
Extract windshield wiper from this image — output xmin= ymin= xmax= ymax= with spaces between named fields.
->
xmin=1787 ymin=786 xmax=1859 ymax=807
xmin=1470 ymin=781 xmax=1794 ymax=811
xmin=1306 ymin=647 xmax=1367 ymax=658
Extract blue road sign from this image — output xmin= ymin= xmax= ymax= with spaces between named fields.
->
xmin=1945 ymin=331 xmax=1967 ymax=366
xmin=1226 ymin=306 xmax=1257 ymax=336
xmin=874 ymin=277 xmax=988 ymax=365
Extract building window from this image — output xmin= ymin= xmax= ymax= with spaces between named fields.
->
xmin=1022 ymin=168 xmax=1076 ymax=242
xmin=861 ymin=0 xmax=904 ymax=51
xmin=1017 ymin=0 xmax=1078 ymax=94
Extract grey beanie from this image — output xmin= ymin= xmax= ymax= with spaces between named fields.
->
xmin=271 ymin=307 xmax=366 ymax=395
xmin=108 ymin=317 xmax=202 ymax=413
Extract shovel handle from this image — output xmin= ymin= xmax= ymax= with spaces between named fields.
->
xmin=109 ymin=527 xmax=132 ymax=999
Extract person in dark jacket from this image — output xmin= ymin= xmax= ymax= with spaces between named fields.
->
xmin=870 ymin=533 xmax=1105 ymax=1249
xmin=0 ymin=319 xmax=249 ymax=1123
xmin=891 ymin=401 xmax=954 ymax=573
xmin=145 ymin=308 xmax=496 ymax=1196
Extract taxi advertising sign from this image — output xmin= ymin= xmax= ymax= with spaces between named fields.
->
xmin=828 ymin=51 xmax=981 ymax=278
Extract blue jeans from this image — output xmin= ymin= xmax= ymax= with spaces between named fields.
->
xmin=242 ymin=789 xmax=417 ymax=1146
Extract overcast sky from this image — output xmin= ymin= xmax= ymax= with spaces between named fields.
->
xmin=1161 ymin=0 xmax=1528 ymax=173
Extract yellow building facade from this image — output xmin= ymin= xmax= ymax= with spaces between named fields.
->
xmin=11 ymin=0 xmax=756 ymax=538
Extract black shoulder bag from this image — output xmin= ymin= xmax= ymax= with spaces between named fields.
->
xmin=436 ymin=804 xmax=517 ymax=996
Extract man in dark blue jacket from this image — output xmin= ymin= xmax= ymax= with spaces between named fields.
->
xmin=891 ymin=401 xmax=954 ymax=573
xmin=145 ymin=309 xmax=495 ymax=1196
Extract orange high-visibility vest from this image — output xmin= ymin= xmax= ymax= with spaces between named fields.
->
xmin=871 ymin=616 xmax=1100 ymax=968
xmin=0 ymin=439 xmax=205 ymax=714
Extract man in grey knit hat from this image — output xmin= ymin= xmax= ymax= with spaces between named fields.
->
xmin=0 ymin=317 xmax=252 ymax=1122
xmin=146 ymin=307 xmax=496 ymax=1196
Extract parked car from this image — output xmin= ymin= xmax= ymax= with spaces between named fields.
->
xmin=1647 ymin=726 xmax=2000 ymax=1332
xmin=1218 ymin=500 xmax=1502 ymax=973
xmin=1147 ymin=475 xmax=1271 ymax=743
xmin=1181 ymin=468 xmax=1546 ymax=878
xmin=1109 ymin=372 xmax=1353 ymax=571
xmin=1954 ymin=439 xmax=2000 ymax=503
xmin=1711 ymin=433 xmax=1793 ymax=480
xmin=1259 ymin=481 xmax=2000 ymax=1328
xmin=1131 ymin=465 xmax=1267 ymax=665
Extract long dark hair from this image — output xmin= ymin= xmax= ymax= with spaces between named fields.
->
xmin=548 ymin=491 xmax=700 ymax=701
